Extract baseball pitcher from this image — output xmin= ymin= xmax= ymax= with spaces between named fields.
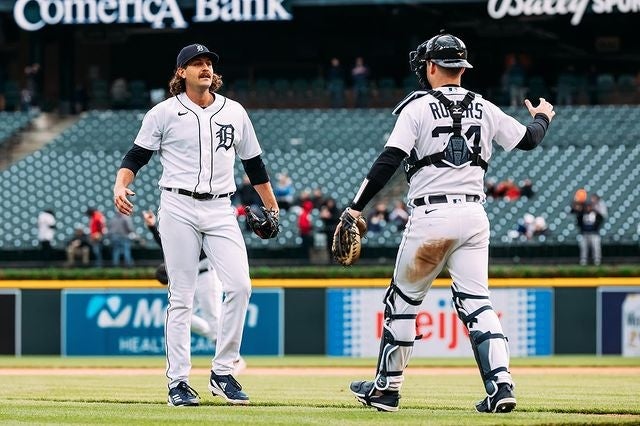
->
xmin=113 ymin=43 xmax=279 ymax=407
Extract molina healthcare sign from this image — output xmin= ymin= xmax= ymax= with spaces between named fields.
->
xmin=14 ymin=0 xmax=292 ymax=31
xmin=62 ymin=289 xmax=282 ymax=356
xmin=327 ymin=288 xmax=552 ymax=357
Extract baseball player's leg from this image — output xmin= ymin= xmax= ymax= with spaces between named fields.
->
xmin=578 ymin=234 xmax=588 ymax=265
xmin=190 ymin=313 xmax=212 ymax=340
xmin=199 ymin=200 xmax=251 ymax=375
xmin=198 ymin=200 xmax=251 ymax=404
xmin=158 ymin=193 xmax=202 ymax=389
xmin=446 ymin=204 xmax=515 ymax=412
xmin=191 ymin=268 xmax=223 ymax=343
xmin=351 ymin=210 xmax=454 ymax=411
xmin=590 ymin=234 xmax=602 ymax=265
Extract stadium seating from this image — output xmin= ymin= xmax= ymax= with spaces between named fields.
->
xmin=0 ymin=111 xmax=37 ymax=147
xmin=1 ymin=106 xmax=639 ymax=251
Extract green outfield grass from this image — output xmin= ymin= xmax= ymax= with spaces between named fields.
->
xmin=1 ymin=356 xmax=639 ymax=424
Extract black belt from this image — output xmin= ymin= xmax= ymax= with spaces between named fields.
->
xmin=162 ymin=187 xmax=233 ymax=200
xmin=413 ymin=194 xmax=480 ymax=206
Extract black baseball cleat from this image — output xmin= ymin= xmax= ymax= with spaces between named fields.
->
xmin=475 ymin=383 xmax=517 ymax=413
xmin=167 ymin=381 xmax=200 ymax=406
xmin=208 ymin=371 xmax=250 ymax=405
xmin=350 ymin=380 xmax=400 ymax=412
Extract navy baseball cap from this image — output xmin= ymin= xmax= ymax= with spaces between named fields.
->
xmin=176 ymin=43 xmax=219 ymax=68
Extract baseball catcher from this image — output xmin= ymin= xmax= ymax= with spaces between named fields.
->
xmin=245 ymin=205 xmax=280 ymax=239
xmin=331 ymin=208 xmax=368 ymax=266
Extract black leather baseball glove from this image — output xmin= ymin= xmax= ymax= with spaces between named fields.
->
xmin=245 ymin=205 xmax=279 ymax=239
xmin=155 ymin=263 xmax=169 ymax=285
xmin=332 ymin=209 xmax=367 ymax=266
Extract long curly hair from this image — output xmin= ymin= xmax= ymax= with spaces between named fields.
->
xmin=168 ymin=71 xmax=223 ymax=96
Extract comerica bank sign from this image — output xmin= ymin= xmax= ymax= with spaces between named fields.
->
xmin=13 ymin=0 xmax=292 ymax=31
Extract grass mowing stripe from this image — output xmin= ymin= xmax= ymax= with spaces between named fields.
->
xmin=2 ymin=355 xmax=639 ymax=368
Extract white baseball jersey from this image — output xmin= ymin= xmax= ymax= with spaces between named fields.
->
xmin=37 ymin=211 xmax=55 ymax=241
xmin=133 ymin=92 xmax=262 ymax=195
xmin=385 ymin=86 xmax=526 ymax=200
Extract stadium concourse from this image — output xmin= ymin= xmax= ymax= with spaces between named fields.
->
xmin=1 ymin=105 xmax=639 ymax=265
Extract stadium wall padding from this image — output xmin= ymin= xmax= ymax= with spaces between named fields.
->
xmin=284 ymin=288 xmax=325 ymax=354
xmin=21 ymin=290 xmax=60 ymax=355
xmin=554 ymin=287 xmax=597 ymax=354
xmin=0 ymin=292 xmax=18 ymax=354
xmin=0 ymin=283 xmax=636 ymax=356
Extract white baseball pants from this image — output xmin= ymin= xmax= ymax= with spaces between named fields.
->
xmin=158 ymin=191 xmax=251 ymax=389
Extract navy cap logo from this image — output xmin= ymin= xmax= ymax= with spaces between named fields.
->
xmin=196 ymin=44 xmax=204 ymax=52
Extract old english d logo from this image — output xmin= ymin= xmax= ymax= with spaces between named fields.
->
xmin=215 ymin=123 xmax=235 ymax=151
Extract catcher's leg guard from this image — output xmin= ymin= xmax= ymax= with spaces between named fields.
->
xmin=451 ymin=283 xmax=513 ymax=395
xmin=373 ymin=282 xmax=422 ymax=392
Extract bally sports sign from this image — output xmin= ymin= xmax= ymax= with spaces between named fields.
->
xmin=488 ymin=0 xmax=640 ymax=26
xmin=13 ymin=0 xmax=292 ymax=31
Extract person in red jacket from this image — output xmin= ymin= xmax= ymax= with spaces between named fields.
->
xmin=86 ymin=207 xmax=106 ymax=267
xmin=298 ymin=200 xmax=314 ymax=261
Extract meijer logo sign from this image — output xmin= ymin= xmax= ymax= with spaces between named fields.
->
xmin=14 ymin=0 xmax=292 ymax=31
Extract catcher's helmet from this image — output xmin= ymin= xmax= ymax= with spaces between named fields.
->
xmin=409 ymin=33 xmax=473 ymax=88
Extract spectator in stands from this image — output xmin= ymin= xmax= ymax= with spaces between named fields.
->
xmin=111 ymin=77 xmax=130 ymax=109
xmin=274 ymin=172 xmax=295 ymax=212
xmin=484 ymin=177 xmax=498 ymax=198
xmin=72 ymin=83 xmax=88 ymax=114
xmin=520 ymin=178 xmax=535 ymax=199
xmin=327 ymin=57 xmax=345 ymax=108
xmin=389 ymin=200 xmax=409 ymax=231
xmin=502 ymin=54 xmax=526 ymax=107
xmin=367 ymin=202 xmax=389 ymax=233
xmin=495 ymin=178 xmax=520 ymax=201
xmin=295 ymin=189 xmax=312 ymax=209
xmin=511 ymin=213 xmax=548 ymax=240
xmin=533 ymin=216 xmax=548 ymax=237
xmin=351 ymin=56 xmax=370 ymax=108
xmin=312 ymin=187 xmax=326 ymax=209
xmin=298 ymin=200 xmax=315 ymax=261
xmin=585 ymin=65 xmax=599 ymax=105
xmin=570 ymin=188 xmax=588 ymax=219
xmin=86 ymin=207 xmax=106 ymax=267
xmin=590 ymin=193 xmax=608 ymax=220
xmin=556 ymin=65 xmax=578 ymax=105
xmin=108 ymin=210 xmax=135 ymax=267
xmin=575 ymin=202 xmax=604 ymax=266
xmin=65 ymin=227 xmax=90 ymax=267
xmin=37 ymin=209 xmax=56 ymax=264
xmin=516 ymin=213 xmax=535 ymax=239
xmin=320 ymin=197 xmax=341 ymax=262
xmin=22 ymin=63 xmax=41 ymax=112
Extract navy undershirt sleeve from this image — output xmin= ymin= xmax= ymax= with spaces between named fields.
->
xmin=120 ymin=145 xmax=154 ymax=174
xmin=516 ymin=113 xmax=550 ymax=151
xmin=350 ymin=147 xmax=406 ymax=211
xmin=241 ymin=155 xmax=270 ymax=185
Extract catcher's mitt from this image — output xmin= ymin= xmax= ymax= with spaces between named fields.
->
xmin=332 ymin=209 xmax=367 ymax=266
xmin=245 ymin=205 xmax=280 ymax=239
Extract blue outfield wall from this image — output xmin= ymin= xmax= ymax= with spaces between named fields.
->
xmin=0 ymin=282 xmax=638 ymax=356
